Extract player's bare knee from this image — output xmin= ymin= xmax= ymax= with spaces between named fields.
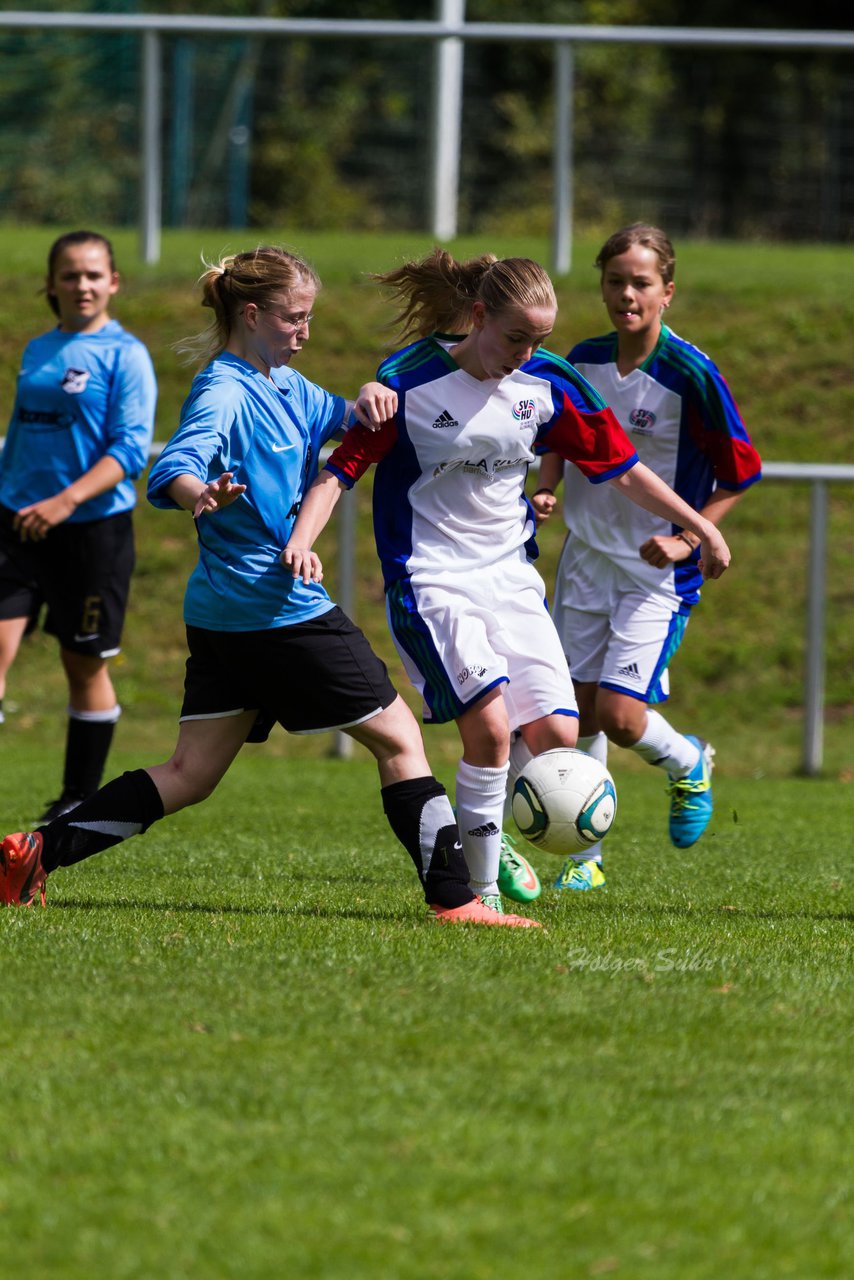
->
xmin=161 ymin=755 xmax=216 ymax=807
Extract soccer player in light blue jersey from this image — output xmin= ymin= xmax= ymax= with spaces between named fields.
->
xmin=535 ymin=225 xmax=762 ymax=891
xmin=2 ymin=247 xmax=524 ymax=926
xmin=0 ymin=231 xmax=157 ymax=821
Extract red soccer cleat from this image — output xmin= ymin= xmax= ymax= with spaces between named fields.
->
xmin=1 ymin=832 xmax=48 ymax=907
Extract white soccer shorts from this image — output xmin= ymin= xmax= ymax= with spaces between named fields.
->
xmin=386 ymin=549 xmax=578 ymax=729
xmin=552 ymin=537 xmax=691 ymax=704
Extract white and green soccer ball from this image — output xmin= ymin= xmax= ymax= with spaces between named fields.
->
xmin=512 ymin=748 xmax=617 ymax=856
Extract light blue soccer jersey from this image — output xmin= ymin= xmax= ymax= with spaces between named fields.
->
xmin=148 ymin=352 xmax=346 ymax=631
xmin=0 ymin=320 xmax=157 ymax=521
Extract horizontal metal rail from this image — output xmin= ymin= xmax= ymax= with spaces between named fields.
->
xmin=1 ymin=14 xmax=852 ymax=48
xmin=2 ymin=443 xmax=847 ymax=771
xmin=3 ymin=14 xmax=852 ymax=266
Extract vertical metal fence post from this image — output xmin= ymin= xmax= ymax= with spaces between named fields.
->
xmin=141 ymin=29 xmax=162 ymax=265
xmin=803 ymin=480 xmax=828 ymax=775
xmin=551 ymin=41 xmax=574 ymax=276
xmin=430 ymin=0 xmax=465 ymax=241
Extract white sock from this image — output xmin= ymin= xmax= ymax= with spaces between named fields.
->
xmin=67 ymin=703 xmax=122 ymax=724
xmin=631 ymin=708 xmax=699 ymax=778
xmin=577 ymin=731 xmax=608 ymax=765
xmin=503 ymin=733 xmax=534 ymax=823
xmin=456 ymin=758 xmax=510 ymax=898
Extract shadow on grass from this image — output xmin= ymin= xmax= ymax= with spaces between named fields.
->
xmin=47 ymin=895 xmax=411 ymax=923
xmin=48 ymin=894 xmax=852 ymax=924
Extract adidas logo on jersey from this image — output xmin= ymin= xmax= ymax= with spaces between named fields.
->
xmin=616 ymin=661 xmax=642 ymax=681
xmin=431 ymin=409 xmax=459 ymax=429
xmin=467 ymin=821 xmax=500 ymax=839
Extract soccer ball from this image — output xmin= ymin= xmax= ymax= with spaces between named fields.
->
xmin=511 ymin=748 xmax=617 ymax=856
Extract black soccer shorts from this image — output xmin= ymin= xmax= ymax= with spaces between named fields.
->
xmin=0 ymin=506 xmax=135 ymax=658
xmin=181 ymin=606 xmax=398 ymax=741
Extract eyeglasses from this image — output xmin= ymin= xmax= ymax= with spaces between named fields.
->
xmin=257 ymin=305 xmax=313 ymax=332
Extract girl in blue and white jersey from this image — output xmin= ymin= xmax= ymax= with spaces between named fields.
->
xmin=284 ymin=249 xmax=732 ymax=924
xmin=0 ymin=230 xmax=157 ymax=821
xmin=535 ymin=224 xmax=762 ymax=892
xmin=2 ymin=246 xmax=523 ymax=926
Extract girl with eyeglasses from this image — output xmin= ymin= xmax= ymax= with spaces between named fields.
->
xmin=2 ymin=246 xmax=526 ymax=926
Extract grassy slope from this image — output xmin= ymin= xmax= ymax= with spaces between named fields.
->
xmin=1 ymin=229 xmax=851 ymax=776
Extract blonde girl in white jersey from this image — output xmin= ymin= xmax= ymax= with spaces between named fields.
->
xmin=285 ymin=249 xmax=731 ymax=922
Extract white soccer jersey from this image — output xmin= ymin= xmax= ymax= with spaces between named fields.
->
xmin=326 ymin=337 xmax=636 ymax=588
xmin=564 ymin=326 xmax=761 ymax=605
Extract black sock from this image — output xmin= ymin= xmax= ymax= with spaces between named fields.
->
xmin=381 ymin=775 xmax=474 ymax=908
xmin=39 ymin=768 xmax=165 ymax=872
xmin=62 ymin=713 xmax=118 ymax=799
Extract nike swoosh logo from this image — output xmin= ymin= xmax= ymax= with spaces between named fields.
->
xmin=73 ymin=633 xmax=99 ymax=643
xmin=272 ymin=443 xmax=296 ymax=453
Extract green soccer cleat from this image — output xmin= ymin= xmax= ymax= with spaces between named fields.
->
xmin=668 ymin=736 xmax=715 ymax=848
xmin=497 ymin=830 xmax=542 ymax=903
xmin=553 ymin=858 xmax=606 ymax=892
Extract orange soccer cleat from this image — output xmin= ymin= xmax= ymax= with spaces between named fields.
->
xmin=428 ymin=896 xmax=542 ymax=928
xmin=1 ymin=832 xmax=48 ymax=907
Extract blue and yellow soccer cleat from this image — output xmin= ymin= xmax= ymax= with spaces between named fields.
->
xmin=668 ymin=735 xmax=715 ymax=848
xmin=553 ymin=858 xmax=606 ymax=892
xmin=497 ymin=830 xmax=542 ymax=902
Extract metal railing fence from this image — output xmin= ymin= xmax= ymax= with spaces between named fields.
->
xmin=1 ymin=10 xmax=852 ymax=268
xmin=0 ymin=437 xmax=850 ymax=772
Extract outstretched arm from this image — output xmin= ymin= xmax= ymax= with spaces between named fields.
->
xmin=609 ymin=462 xmax=731 ymax=579
xmin=163 ymin=472 xmax=247 ymax=519
xmin=281 ymin=470 xmax=347 ymax=583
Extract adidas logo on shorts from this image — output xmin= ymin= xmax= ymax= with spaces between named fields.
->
xmin=616 ymin=660 xmax=642 ymax=681
xmin=431 ymin=409 xmax=459 ymax=429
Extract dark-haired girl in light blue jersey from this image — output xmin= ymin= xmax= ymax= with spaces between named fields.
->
xmin=0 ymin=231 xmax=157 ymax=821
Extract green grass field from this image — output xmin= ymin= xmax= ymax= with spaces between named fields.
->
xmin=0 ymin=746 xmax=850 ymax=1279
xmin=0 ymin=229 xmax=852 ymax=1277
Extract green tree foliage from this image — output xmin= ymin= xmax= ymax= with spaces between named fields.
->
xmin=0 ymin=1 xmax=849 ymax=238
